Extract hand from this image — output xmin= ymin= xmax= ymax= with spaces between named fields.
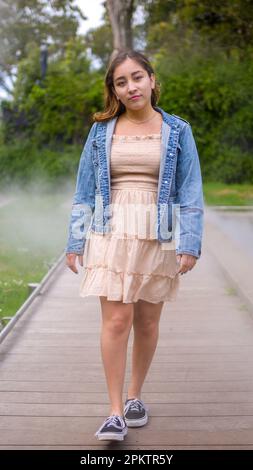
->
xmin=176 ymin=254 xmax=197 ymax=275
xmin=66 ymin=253 xmax=83 ymax=274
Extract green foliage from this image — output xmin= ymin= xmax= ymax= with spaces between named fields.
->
xmin=3 ymin=37 xmax=104 ymax=146
xmin=0 ymin=139 xmax=83 ymax=189
xmin=0 ymin=0 xmax=84 ymax=71
xmin=156 ymin=45 xmax=253 ymax=183
xmin=85 ymin=24 xmax=114 ymax=71
xmin=141 ymin=0 xmax=253 ymax=55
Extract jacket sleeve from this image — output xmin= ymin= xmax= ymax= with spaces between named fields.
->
xmin=175 ymin=123 xmax=204 ymax=259
xmin=65 ymin=122 xmax=97 ymax=255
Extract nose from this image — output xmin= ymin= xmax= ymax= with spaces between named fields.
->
xmin=127 ymin=80 xmax=138 ymax=93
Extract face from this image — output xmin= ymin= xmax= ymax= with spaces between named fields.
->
xmin=112 ymin=57 xmax=155 ymax=110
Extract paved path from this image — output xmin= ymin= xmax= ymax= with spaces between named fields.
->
xmin=0 ymin=223 xmax=253 ymax=449
xmin=0 ymin=195 xmax=16 ymax=208
xmin=204 ymin=207 xmax=253 ymax=314
xmin=205 ymin=207 xmax=253 ymax=259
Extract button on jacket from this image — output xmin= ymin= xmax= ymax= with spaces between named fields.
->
xmin=65 ymin=106 xmax=204 ymax=258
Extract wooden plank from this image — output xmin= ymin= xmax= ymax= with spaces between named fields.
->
xmin=1 ymin=445 xmax=253 ymax=449
xmin=3 ymin=338 xmax=253 ymax=349
xmin=1 ymin=402 xmax=253 ymax=417
xmin=1 ymin=361 xmax=252 ymax=373
xmin=3 ymin=344 xmax=253 ymax=353
xmin=0 ymin=418 xmax=253 ymax=446
xmin=1 ymin=391 xmax=253 ymax=404
xmin=1 ymin=353 xmax=253 ymax=365
xmin=1 ymin=380 xmax=253 ymax=393
xmin=2 ymin=415 xmax=253 ymax=431
xmin=1 ymin=371 xmax=253 ymax=382
xmin=11 ymin=313 xmax=252 ymax=325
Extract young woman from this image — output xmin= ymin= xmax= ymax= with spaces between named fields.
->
xmin=65 ymin=49 xmax=204 ymax=441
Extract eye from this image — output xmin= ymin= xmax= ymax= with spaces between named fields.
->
xmin=116 ymin=75 xmax=143 ymax=87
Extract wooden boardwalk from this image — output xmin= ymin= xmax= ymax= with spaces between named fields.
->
xmin=0 ymin=232 xmax=253 ymax=449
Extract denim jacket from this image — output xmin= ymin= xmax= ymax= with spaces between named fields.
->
xmin=65 ymin=106 xmax=204 ymax=258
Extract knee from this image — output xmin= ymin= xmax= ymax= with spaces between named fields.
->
xmin=135 ymin=317 xmax=159 ymax=336
xmin=106 ymin=313 xmax=132 ymax=336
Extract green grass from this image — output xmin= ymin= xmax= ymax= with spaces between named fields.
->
xmin=203 ymin=182 xmax=253 ymax=206
xmin=0 ymin=189 xmax=72 ymax=323
xmin=0 ymin=253 xmax=53 ymax=325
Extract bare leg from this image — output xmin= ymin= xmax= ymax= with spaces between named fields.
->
xmin=127 ymin=299 xmax=164 ymax=400
xmin=99 ymin=296 xmax=134 ymax=416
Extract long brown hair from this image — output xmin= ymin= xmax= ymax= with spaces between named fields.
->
xmin=92 ymin=49 xmax=161 ymax=123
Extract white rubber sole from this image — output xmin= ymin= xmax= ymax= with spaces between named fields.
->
xmin=124 ymin=414 xmax=148 ymax=427
xmin=95 ymin=427 xmax=128 ymax=441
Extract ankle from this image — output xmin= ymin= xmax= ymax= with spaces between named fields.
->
xmin=127 ymin=393 xmax=141 ymax=400
xmin=110 ymin=409 xmax=124 ymax=417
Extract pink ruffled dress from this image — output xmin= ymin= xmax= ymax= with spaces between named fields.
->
xmin=79 ymin=133 xmax=180 ymax=304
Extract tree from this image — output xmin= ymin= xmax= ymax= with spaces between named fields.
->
xmin=0 ymin=0 xmax=86 ymax=97
xmin=106 ymin=0 xmax=136 ymax=60
xmin=139 ymin=0 xmax=253 ymax=59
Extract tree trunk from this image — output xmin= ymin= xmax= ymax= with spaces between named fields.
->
xmin=106 ymin=0 xmax=135 ymax=61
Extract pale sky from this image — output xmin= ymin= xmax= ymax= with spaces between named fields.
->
xmin=74 ymin=0 xmax=105 ymax=35
xmin=75 ymin=1 xmax=145 ymax=35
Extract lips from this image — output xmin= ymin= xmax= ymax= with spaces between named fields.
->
xmin=129 ymin=95 xmax=141 ymax=100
